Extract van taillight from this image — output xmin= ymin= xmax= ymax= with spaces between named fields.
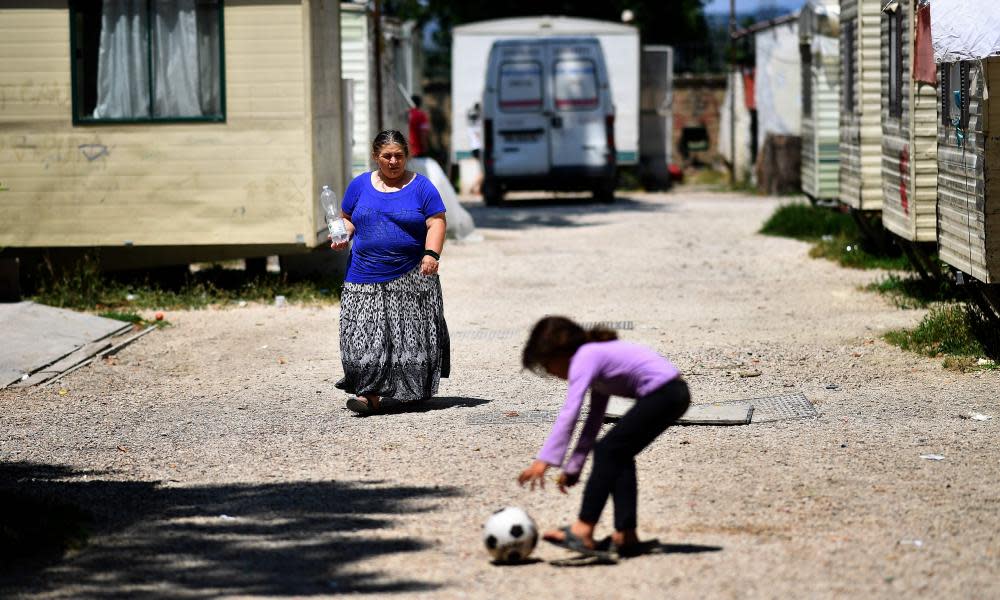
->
xmin=605 ymin=115 xmax=615 ymax=163
xmin=484 ymin=119 xmax=494 ymax=168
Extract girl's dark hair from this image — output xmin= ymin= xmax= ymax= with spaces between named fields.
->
xmin=522 ymin=316 xmax=618 ymax=373
xmin=372 ymin=130 xmax=409 ymax=156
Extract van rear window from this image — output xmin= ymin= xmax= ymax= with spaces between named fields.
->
xmin=554 ymin=59 xmax=599 ymax=110
xmin=499 ymin=61 xmax=543 ymax=112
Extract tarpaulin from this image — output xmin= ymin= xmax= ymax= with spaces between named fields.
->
xmin=753 ymin=18 xmax=801 ymax=151
xmin=930 ymin=0 xmax=1000 ymax=62
xmin=743 ymin=70 xmax=756 ymax=110
xmin=914 ymin=4 xmax=936 ymax=84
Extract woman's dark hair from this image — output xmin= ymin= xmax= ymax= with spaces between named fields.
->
xmin=522 ymin=316 xmax=618 ymax=373
xmin=372 ymin=130 xmax=409 ymax=156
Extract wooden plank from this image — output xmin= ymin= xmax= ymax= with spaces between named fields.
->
xmin=14 ymin=340 xmax=113 ymax=387
xmin=38 ymin=326 xmax=157 ymax=389
xmin=0 ymin=302 xmax=131 ymax=388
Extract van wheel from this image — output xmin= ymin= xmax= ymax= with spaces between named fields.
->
xmin=483 ymin=179 xmax=504 ymax=206
xmin=593 ymin=179 xmax=616 ymax=204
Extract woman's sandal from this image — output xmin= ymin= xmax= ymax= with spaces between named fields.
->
xmin=346 ymin=397 xmax=379 ymax=415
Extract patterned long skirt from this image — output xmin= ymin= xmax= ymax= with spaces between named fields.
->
xmin=336 ymin=266 xmax=450 ymax=403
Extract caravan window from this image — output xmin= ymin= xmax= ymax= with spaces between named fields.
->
xmin=888 ymin=8 xmax=903 ymax=119
xmin=942 ymin=62 xmax=971 ymax=129
xmin=71 ymin=0 xmax=224 ymax=123
xmin=800 ymin=45 xmax=812 ymax=118
xmin=843 ymin=21 xmax=856 ymax=114
xmin=499 ymin=61 xmax=543 ymax=112
xmin=554 ymin=59 xmax=599 ymax=110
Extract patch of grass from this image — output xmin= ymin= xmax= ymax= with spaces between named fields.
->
xmin=865 ymin=273 xmax=965 ymax=309
xmin=760 ymin=202 xmax=855 ymax=240
xmin=97 ymin=310 xmax=171 ymax=329
xmin=98 ymin=310 xmax=144 ymax=324
xmin=686 ymin=168 xmax=728 ymax=186
xmin=32 ymin=255 xmax=341 ymax=312
xmin=884 ymin=304 xmax=991 ymax=364
xmin=761 ymin=203 xmax=913 ymax=270
xmin=810 ymin=236 xmax=912 ymax=270
xmin=685 ymin=168 xmax=758 ymax=193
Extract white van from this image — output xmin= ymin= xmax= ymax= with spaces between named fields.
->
xmin=481 ymin=37 xmax=617 ymax=205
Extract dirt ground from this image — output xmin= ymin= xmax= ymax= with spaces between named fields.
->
xmin=2 ymin=190 xmax=998 ymax=599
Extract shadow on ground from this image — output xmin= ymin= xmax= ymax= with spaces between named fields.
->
xmin=653 ymin=543 xmax=724 ymax=555
xmin=368 ymin=396 xmax=490 ymax=416
xmin=463 ymin=195 xmax=671 ymax=230
xmin=0 ymin=462 xmax=459 ymax=597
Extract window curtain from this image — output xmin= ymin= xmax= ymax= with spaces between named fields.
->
xmin=93 ymin=0 xmax=220 ymax=119
xmin=92 ymin=0 xmax=149 ymax=119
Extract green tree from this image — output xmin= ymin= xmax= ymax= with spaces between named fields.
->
xmin=383 ymin=0 xmax=711 ymax=78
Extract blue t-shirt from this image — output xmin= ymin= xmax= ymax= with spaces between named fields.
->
xmin=342 ymin=172 xmax=446 ymax=283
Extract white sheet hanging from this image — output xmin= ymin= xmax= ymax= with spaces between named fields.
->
xmin=408 ymin=158 xmax=481 ymax=242
xmin=930 ymin=0 xmax=1000 ymax=62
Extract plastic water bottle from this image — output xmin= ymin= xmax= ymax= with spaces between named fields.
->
xmin=319 ymin=185 xmax=349 ymax=243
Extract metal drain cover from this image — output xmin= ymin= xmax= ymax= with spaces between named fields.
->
xmin=738 ymin=391 xmax=817 ymax=423
xmin=452 ymin=321 xmax=635 ymax=341
xmin=466 ymin=409 xmax=573 ymax=425
xmin=465 ymin=392 xmax=816 ymax=426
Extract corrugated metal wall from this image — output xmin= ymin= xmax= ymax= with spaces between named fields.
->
xmin=938 ymin=58 xmax=1000 ymax=283
xmin=880 ymin=0 xmax=937 ymax=242
xmin=839 ymin=0 xmax=883 ymax=211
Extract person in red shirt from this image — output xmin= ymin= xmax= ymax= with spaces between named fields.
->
xmin=408 ymin=95 xmax=431 ymax=157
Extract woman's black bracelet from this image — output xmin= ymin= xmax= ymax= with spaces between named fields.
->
xmin=424 ymin=249 xmax=440 ymax=261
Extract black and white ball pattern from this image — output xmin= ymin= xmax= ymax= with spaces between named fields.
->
xmin=483 ymin=507 xmax=538 ymax=563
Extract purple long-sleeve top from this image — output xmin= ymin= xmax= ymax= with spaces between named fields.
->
xmin=537 ymin=340 xmax=681 ymax=475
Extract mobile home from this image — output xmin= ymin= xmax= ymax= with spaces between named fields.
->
xmin=932 ymin=0 xmax=1000 ymax=285
xmin=839 ymin=0 xmax=883 ymax=211
xmin=340 ymin=3 xmax=422 ymax=176
xmin=799 ymin=0 xmax=840 ymax=203
xmin=880 ymin=0 xmax=938 ymax=243
xmin=0 ymin=1 xmax=349 ymax=271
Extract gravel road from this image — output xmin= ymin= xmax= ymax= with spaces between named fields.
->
xmin=2 ymin=190 xmax=998 ymax=599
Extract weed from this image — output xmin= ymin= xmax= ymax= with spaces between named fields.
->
xmin=761 ymin=203 xmax=855 ymax=240
xmin=761 ymin=203 xmax=913 ymax=270
xmin=884 ymin=304 xmax=989 ymax=361
xmin=809 ymin=236 xmax=912 ymax=270
xmin=865 ymin=274 xmax=964 ymax=309
xmin=32 ymin=255 xmax=341 ymax=312
xmin=98 ymin=311 xmax=144 ymax=324
xmin=98 ymin=310 xmax=171 ymax=329
xmin=685 ymin=168 xmax=758 ymax=193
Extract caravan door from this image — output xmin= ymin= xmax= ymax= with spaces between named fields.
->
xmin=492 ymin=44 xmax=549 ymax=176
xmin=548 ymin=40 xmax=611 ymax=172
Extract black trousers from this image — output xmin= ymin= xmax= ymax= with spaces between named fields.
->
xmin=578 ymin=378 xmax=690 ymax=531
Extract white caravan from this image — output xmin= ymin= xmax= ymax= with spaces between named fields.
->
xmin=481 ymin=37 xmax=617 ymax=204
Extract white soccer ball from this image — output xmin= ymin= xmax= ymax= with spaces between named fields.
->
xmin=483 ymin=506 xmax=538 ymax=563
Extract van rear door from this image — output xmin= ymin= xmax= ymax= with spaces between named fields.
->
xmin=548 ymin=41 xmax=610 ymax=171
xmin=493 ymin=44 xmax=549 ymax=176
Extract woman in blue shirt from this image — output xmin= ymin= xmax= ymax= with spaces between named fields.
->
xmin=330 ymin=130 xmax=449 ymax=414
